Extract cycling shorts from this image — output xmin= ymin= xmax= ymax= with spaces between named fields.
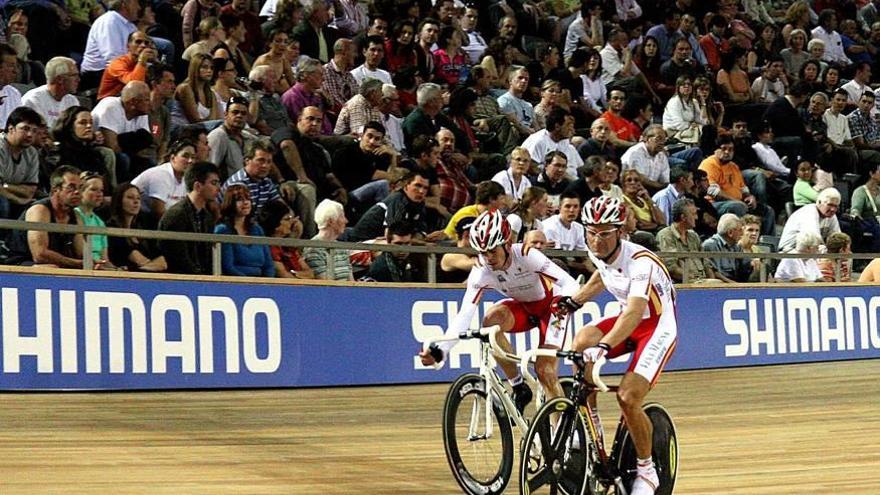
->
xmin=499 ymin=294 xmax=566 ymax=349
xmin=592 ymin=311 xmax=677 ymax=387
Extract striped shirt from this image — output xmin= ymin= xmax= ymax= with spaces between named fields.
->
xmin=221 ymin=169 xmax=281 ymax=212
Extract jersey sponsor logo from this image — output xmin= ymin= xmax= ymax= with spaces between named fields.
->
xmin=722 ymin=296 xmax=880 ymax=357
xmin=0 ymin=288 xmax=283 ymax=375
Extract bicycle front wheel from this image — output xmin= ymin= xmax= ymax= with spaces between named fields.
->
xmin=442 ymin=373 xmax=514 ymax=495
xmin=519 ymin=397 xmax=590 ymax=495
xmin=613 ymin=402 xmax=679 ymax=495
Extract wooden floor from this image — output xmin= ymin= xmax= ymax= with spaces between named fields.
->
xmin=0 ymin=360 xmax=878 ymax=494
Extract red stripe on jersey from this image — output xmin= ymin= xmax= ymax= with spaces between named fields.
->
xmin=471 ymin=286 xmax=487 ymax=304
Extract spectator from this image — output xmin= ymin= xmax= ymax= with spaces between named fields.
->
xmin=858 ymin=257 xmax=880 ymax=282
xmin=331 ymin=120 xmax=398 ymax=201
xmin=656 ymin=197 xmax=720 ymax=283
xmin=645 ymin=11 xmax=681 ymax=62
xmin=6 ymin=165 xmax=81 ymax=266
xmin=292 ymin=0 xmax=339 ymax=64
xmin=181 ymin=17 xmax=225 ymax=62
xmin=811 ymin=9 xmax=852 ymax=66
xmin=334 ymin=78 xmax=384 ymax=136
xmin=597 ymin=159 xmax=624 ymax=200
xmin=533 ymin=150 xmax=573 ymax=209
xmin=849 ymin=92 xmax=880 ymax=155
xmin=432 ymin=26 xmax=466 ymax=86
xmin=460 ymin=6 xmax=487 ymax=65
xmin=634 ymin=36 xmax=667 ymax=98
xmin=257 ymin=200 xmax=314 ymax=279
xmin=414 ymin=18 xmax=440 ymax=77
xmin=774 ymin=231 xmax=828 ymax=282
xmin=717 ymin=49 xmax=754 ymax=105
xmin=172 ymin=53 xmax=222 ymax=129
xmin=579 ymin=48 xmax=607 ymax=120
xmin=542 ymin=190 xmax=590 ymax=275
xmin=522 ymin=108 xmax=583 ymax=179
xmin=779 ymin=187 xmax=842 ymax=253
xmin=21 ymin=57 xmax=79 ymax=129
xmin=491 ymin=147 xmax=532 ymax=207
xmin=402 ymin=82 xmax=455 ymax=150
xmin=818 ymin=232 xmax=852 ymax=282
xmin=601 ymin=88 xmax=638 ymax=148
xmin=694 ymin=76 xmax=725 ymax=130
xmin=600 ymin=28 xmax=653 ymax=100
xmin=507 ymin=186 xmax=548 ymax=242
xmin=247 ymin=65 xmax=289 ymax=134
xmin=699 ymin=14 xmax=730 ymax=73
xmin=751 ymin=55 xmax=787 ymax=104
xmin=213 ymin=184 xmax=275 ymax=277
xmin=764 ymin=81 xmax=814 ymax=165
xmin=620 ymin=168 xmax=666 ymax=233
xmin=106 ymin=182 xmax=167 ymax=272
xmin=497 ymin=66 xmax=538 ymax=137
xmin=621 ymin=124 xmax=671 ymax=191
xmin=749 ymin=123 xmax=794 ymax=205
xmin=850 ymin=162 xmax=880 ymax=252
xmin=72 ymin=172 xmax=117 ymax=269
xmin=564 ymin=155 xmax=604 ymax=207
xmin=781 ymin=29 xmax=810 ymax=82
xmin=702 ymin=213 xmax=752 ymax=282
xmin=441 ymin=180 xmax=505 ymax=241
xmin=351 ymin=35 xmax=392 ymax=85
xmin=563 ymin=1 xmax=603 ymax=60
xmin=523 ymin=229 xmax=549 ymax=251
xmin=842 ymin=63 xmax=874 ymax=108
xmin=439 ymin=215 xmax=476 ymax=281
xmin=433 ymin=128 xmax=473 ymax=214
xmin=304 ymin=199 xmax=353 ymax=280
xmin=659 ymin=37 xmax=703 ymax=89
xmin=578 ymin=118 xmax=620 ymax=163
xmin=182 ymin=0 xmax=220 ymax=48
xmin=738 ymin=213 xmax=766 ymax=281
xmin=344 ymin=171 xmax=432 ymax=242
xmin=158 ymin=161 xmax=220 ymax=275
xmin=146 ymin=64 xmax=176 ymax=163
xmin=50 ymin=106 xmax=117 ymax=188
xmin=322 ymin=38 xmax=359 ymax=114
xmin=699 ymin=133 xmax=775 ymax=235
xmin=352 ymin=14 xmax=387 ymax=59
xmin=364 ymin=220 xmax=421 ymax=282
xmin=254 ymin=29 xmax=297 ymax=94
xmin=81 ymin=0 xmax=147 ymax=87
xmin=662 ymin=75 xmax=706 ymax=148
xmin=652 ymin=167 xmax=693 ymax=228
xmin=221 ymin=137 xmax=286 ymax=217
xmin=219 ymin=0 xmax=262 ymax=54
xmin=385 ymin=19 xmax=418 ymax=72
xmin=0 ymin=107 xmax=42 ymax=219
xmin=131 ymin=139 xmax=196 ymax=222
xmin=793 ymin=161 xmax=820 ymax=206
xmin=209 ymin=96 xmax=256 ymax=179
xmin=826 ymin=89 xmax=878 ymax=177
xmin=0 ymin=44 xmax=22 ymax=128
xmin=99 ymin=31 xmax=156 ymax=101
xmin=282 ymin=57 xmax=332 ymax=135
xmin=378 ymin=83 xmax=406 ymax=153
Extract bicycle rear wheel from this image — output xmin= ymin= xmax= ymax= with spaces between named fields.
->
xmin=442 ymin=373 xmax=514 ymax=495
xmin=613 ymin=403 xmax=678 ymax=495
xmin=519 ymin=397 xmax=590 ymax=495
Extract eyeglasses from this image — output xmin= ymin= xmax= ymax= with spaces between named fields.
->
xmin=586 ymin=228 xmax=618 ymax=240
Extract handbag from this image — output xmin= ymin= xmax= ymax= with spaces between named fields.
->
xmin=671 ymin=125 xmax=702 ymax=145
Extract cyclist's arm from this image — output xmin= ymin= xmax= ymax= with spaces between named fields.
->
xmin=569 ymin=270 xmax=605 ymax=307
xmin=597 ymin=296 xmax=647 ymax=348
xmin=524 ymin=245 xmax=580 ymax=296
xmin=434 ymin=268 xmax=490 ymax=360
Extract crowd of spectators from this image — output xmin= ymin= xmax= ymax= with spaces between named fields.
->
xmin=0 ymin=0 xmax=877 ymax=283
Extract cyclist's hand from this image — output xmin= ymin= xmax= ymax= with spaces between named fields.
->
xmin=583 ymin=343 xmax=611 ymax=363
xmin=419 ymin=344 xmax=444 ymax=367
xmin=550 ymin=296 xmax=582 ymax=316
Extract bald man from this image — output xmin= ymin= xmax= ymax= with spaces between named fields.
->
xmin=91 ymin=80 xmax=152 ymax=180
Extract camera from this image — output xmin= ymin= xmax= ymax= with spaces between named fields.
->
xmin=235 ymin=77 xmax=264 ymax=92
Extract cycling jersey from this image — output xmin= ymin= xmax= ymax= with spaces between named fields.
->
xmin=437 ymin=243 xmax=580 ymax=357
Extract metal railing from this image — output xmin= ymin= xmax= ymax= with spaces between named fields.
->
xmin=0 ymin=218 xmax=871 ymax=283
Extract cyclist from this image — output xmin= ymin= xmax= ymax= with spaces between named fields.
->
xmin=419 ymin=209 xmax=581 ymax=411
xmin=555 ymin=196 xmax=677 ymax=495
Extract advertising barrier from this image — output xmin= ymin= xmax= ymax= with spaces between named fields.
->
xmin=1 ymin=272 xmax=880 ymax=390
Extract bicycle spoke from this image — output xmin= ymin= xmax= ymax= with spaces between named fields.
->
xmin=528 ymin=465 xmax=555 ymax=491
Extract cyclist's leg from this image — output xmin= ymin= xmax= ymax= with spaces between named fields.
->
xmin=482 ymin=302 xmax=518 ymax=379
xmin=617 ymin=372 xmax=652 ymax=458
xmin=534 ymin=351 xmax=561 ymax=399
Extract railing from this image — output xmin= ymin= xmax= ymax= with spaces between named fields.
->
xmin=0 ymin=219 xmax=871 ymax=283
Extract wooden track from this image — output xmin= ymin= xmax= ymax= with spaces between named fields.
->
xmin=0 ymin=360 xmax=878 ymax=494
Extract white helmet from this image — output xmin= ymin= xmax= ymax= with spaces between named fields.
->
xmin=469 ymin=209 xmax=510 ymax=252
xmin=582 ymin=196 xmax=626 ymax=226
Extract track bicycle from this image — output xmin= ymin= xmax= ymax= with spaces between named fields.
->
xmin=426 ymin=324 xmax=574 ymax=495
xmin=518 ymin=349 xmax=678 ymax=495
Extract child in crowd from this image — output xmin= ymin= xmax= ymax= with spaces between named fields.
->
xmin=817 ymin=232 xmax=852 ymax=282
xmin=793 ymin=161 xmax=820 ymax=206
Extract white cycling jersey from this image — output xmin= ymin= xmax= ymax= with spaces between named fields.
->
xmin=587 ymin=240 xmax=676 ymax=319
xmin=437 ymin=243 xmax=580 ymax=356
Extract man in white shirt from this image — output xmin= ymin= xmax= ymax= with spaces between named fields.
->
xmin=521 ymin=107 xmax=584 ymax=179
xmin=621 ymin=124 xmax=670 ymax=191
xmin=824 ymin=89 xmax=855 ymax=147
xmin=91 ymin=81 xmax=152 ymax=181
xmin=379 ymin=84 xmax=405 ymax=153
xmin=22 ymin=57 xmax=80 ymax=129
xmin=460 ymin=6 xmax=487 ymax=64
xmin=564 ymin=1 xmax=604 ymax=60
xmin=81 ymin=0 xmax=141 ymax=86
xmin=350 ymin=35 xmax=391 ymax=85
xmin=0 ymin=44 xmax=22 ymax=128
xmin=750 ymin=56 xmax=787 ymax=104
xmin=840 ymin=62 xmax=874 ymax=107
xmin=542 ymin=191 xmax=590 ymax=274
xmin=811 ymin=9 xmax=852 ymax=65
xmin=779 ymin=187 xmax=841 ymax=252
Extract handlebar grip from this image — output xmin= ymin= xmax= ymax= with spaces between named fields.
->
xmin=519 ymin=348 xmax=558 ymax=387
xmin=590 ymin=356 xmax=609 ymax=392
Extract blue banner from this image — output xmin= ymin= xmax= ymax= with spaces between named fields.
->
xmin=0 ymin=272 xmax=879 ymax=390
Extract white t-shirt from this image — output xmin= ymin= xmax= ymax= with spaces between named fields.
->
xmin=131 ymin=162 xmax=188 ymax=213
xmin=350 ymin=65 xmax=392 ymax=85
xmin=91 ymin=96 xmax=150 ymax=135
xmin=0 ymin=85 xmax=22 ymax=128
xmin=774 ymin=257 xmax=822 ymax=282
xmin=621 ymin=142 xmax=670 ymax=185
xmin=507 ymin=213 xmax=543 ymax=242
xmin=541 ymin=215 xmax=586 ymax=251
xmin=521 ymin=129 xmax=584 ymax=179
xmin=491 ymin=169 xmax=531 ymax=203
xmin=21 ymin=85 xmax=80 ymax=129
xmin=823 ymin=109 xmax=852 ymax=145
xmin=778 ymin=204 xmax=841 ymax=253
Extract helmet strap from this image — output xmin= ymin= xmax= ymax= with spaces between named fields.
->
xmin=596 ymin=231 xmax=622 ymax=264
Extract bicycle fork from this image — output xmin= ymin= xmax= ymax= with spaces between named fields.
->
xmin=579 ymin=403 xmax=629 ymax=495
